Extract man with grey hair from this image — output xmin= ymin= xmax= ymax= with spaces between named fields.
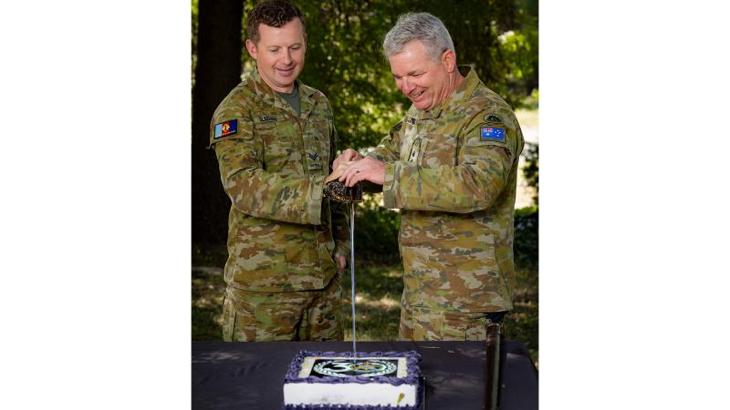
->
xmin=331 ymin=12 xmax=524 ymax=341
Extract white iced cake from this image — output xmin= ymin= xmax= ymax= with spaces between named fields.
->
xmin=282 ymin=350 xmax=423 ymax=409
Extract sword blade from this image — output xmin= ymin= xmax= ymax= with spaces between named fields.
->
xmin=350 ymin=201 xmax=357 ymax=361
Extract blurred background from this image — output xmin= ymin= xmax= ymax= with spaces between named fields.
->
xmin=191 ymin=0 xmax=539 ymax=365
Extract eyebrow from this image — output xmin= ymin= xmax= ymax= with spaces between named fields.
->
xmin=267 ymin=42 xmax=303 ymax=48
xmin=393 ymin=70 xmax=423 ymax=77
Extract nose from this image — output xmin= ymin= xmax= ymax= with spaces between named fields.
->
xmin=283 ymin=49 xmax=293 ymax=65
xmin=402 ymin=77 xmax=414 ymax=94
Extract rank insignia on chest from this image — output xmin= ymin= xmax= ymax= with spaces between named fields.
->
xmin=481 ymin=127 xmax=505 ymax=141
xmin=406 ymin=117 xmax=417 ymax=125
xmin=259 ymin=115 xmax=277 ymax=123
xmin=214 ymin=119 xmax=238 ymax=139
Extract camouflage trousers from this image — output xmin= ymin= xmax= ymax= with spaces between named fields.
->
xmin=399 ymin=303 xmax=506 ymax=341
xmin=222 ymin=273 xmax=343 ymax=342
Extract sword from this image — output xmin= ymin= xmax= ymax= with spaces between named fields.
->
xmin=322 ymin=175 xmax=363 ymax=362
xmin=350 ymin=201 xmax=357 ymax=362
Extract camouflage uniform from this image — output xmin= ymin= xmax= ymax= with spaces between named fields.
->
xmin=208 ymin=69 xmax=349 ymax=342
xmin=368 ymin=66 xmax=525 ymax=341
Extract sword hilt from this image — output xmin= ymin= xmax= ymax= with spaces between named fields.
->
xmin=324 ymin=181 xmax=363 ymax=203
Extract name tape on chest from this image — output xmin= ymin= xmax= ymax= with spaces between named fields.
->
xmin=259 ymin=115 xmax=278 ymax=123
xmin=214 ymin=119 xmax=238 ymax=139
xmin=481 ymin=127 xmax=505 ymax=142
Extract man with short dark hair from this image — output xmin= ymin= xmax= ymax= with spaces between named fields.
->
xmin=209 ymin=0 xmax=348 ymax=342
xmin=333 ymin=12 xmax=524 ymax=341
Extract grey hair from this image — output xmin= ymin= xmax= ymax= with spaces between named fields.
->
xmin=382 ymin=12 xmax=455 ymax=61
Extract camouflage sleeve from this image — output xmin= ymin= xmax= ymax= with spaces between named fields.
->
xmin=382 ymin=117 xmax=515 ymax=213
xmin=367 ymin=120 xmax=403 ymax=162
xmin=211 ymin=109 xmax=326 ymax=225
xmin=329 ymin=122 xmax=351 ymax=257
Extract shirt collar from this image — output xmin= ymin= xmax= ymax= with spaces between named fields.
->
xmin=247 ymin=68 xmax=317 ymax=116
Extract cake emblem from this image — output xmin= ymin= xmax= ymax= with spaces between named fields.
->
xmin=312 ymin=359 xmax=398 ymax=378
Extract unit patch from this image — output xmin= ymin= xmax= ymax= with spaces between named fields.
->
xmin=214 ymin=119 xmax=238 ymax=139
xmin=481 ymin=127 xmax=505 ymax=142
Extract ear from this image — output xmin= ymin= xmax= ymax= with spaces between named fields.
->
xmin=245 ymin=39 xmax=258 ymax=60
xmin=441 ymin=49 xmax=456 ymax=73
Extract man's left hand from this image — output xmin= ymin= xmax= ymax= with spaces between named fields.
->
xmin=340 ymin=157 xmax=386 ymax=187
xmin=335 ymin=253 xmax=346 ymax=273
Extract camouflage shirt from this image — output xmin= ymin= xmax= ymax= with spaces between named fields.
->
xmin=209 ymin=69 xmax=349 ymax=292
xmin=368 ymin=66 xmax=525 ymax=312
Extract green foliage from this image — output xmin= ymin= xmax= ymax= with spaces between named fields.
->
xmin=352 ymin=194 xmax=401 ymax=262
xmin=341 ymin=263 xmax=404 ymax=341
xmin=508 ymin=205 xmax=538 ymax=362
xmin=514 ymin=206 xmax=538 ymax=272
xmin=191 ymin=0 xmax=199 ymax=86
xmin=522 ymin=142 xmax=539 ymax=205
xmin=192 ymin=266 xmax=225 ymax=341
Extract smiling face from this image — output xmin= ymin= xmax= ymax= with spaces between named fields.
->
xmin=245 ymin=18 xmax=306 ymax=93
xmin=388 ymin=40 xmax=457 ymax=111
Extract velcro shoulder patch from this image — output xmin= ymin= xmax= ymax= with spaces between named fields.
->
xmin=484 ymin=114 xmax=503 ymax=124
xmin=214 ymin=119 xmax=238 ymax=139
xmin=481 ymin=126 xmax=505 ymax=142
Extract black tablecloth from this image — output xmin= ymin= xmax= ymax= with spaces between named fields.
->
xmin=192 ymin=340 xmax=538 ymax=409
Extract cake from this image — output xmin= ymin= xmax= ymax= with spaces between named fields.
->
xmin=283 ymin=350 xmax=423 ymax=409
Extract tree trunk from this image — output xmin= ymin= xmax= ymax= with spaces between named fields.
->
xmin=192 ymin=0 xmax=243 ymax=246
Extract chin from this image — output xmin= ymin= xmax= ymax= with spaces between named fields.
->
xmin=414 ymin=101 xmax=431 ymax=110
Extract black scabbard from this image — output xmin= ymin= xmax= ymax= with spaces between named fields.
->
xmin=485 ymin=322 xmax=501 ymax=410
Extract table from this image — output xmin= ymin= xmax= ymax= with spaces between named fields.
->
xmin=192 ymin=340 xmax=538 ymax=409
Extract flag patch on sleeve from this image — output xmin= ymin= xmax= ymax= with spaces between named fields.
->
xmin=481 ymin=127 xmax=505 ymax=141
xmin=214 ymin=119 xmax=238 ymax=139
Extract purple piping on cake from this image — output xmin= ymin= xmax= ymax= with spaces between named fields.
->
xmin=284 ymin=350 xmax=422 ymax=386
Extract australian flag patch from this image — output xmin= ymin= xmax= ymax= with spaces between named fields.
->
xmin=214 ymin=119 xmax=238 ymax=139
xmin=481 ymin=127 xmax=505 ymax=142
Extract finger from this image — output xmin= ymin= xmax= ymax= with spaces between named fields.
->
xmin=336 ymin=160 xmax=354 ymax=172
xmin=342 ymin=164 xmax=357 ymax=186
xmin=333 ymin=151 xmax=352 ymax=170
xmin=339 ymin=149 xmax=358 ymax=164
xmin=348 ymin=149 xmax=363 ymax=160
xmin=345 ymin=167 xmax=364 ymax=187
xmin=338 ymin=162 xmax=357 ymax=182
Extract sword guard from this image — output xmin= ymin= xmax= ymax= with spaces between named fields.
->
xmin=324 ymin=180 xmax=363 ymax=203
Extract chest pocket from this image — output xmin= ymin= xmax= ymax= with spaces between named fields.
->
xmin=256 ymin=116 xmax=304 ymax=176
xmin=400 ymin=121 xmax=420 ymax=162
xmin=419 ymin=133 xmax=458 ymax=168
